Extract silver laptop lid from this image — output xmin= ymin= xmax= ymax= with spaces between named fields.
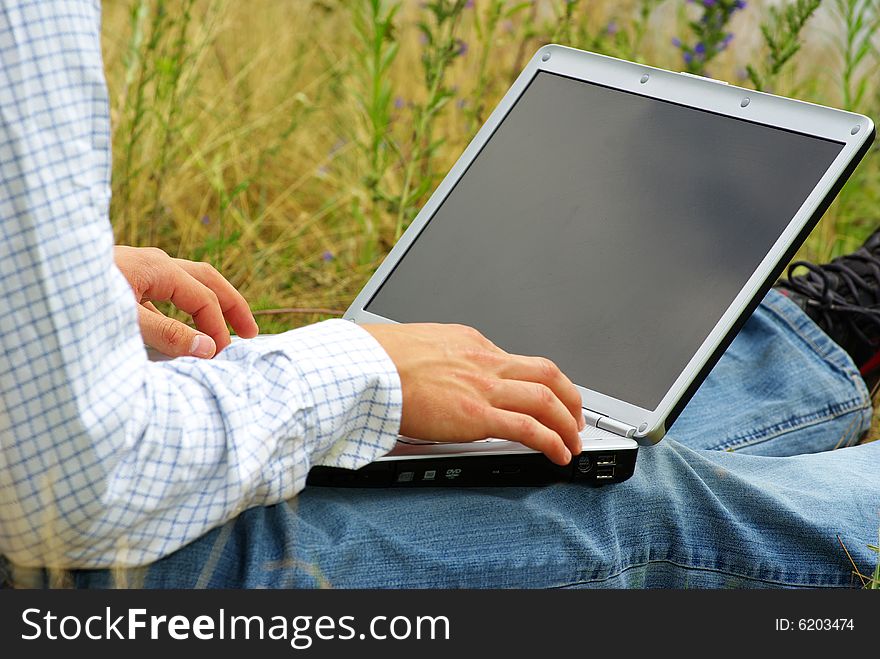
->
xmin=346 ymin=45 xmax=874 ymax=445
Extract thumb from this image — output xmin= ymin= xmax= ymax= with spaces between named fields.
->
xmin=137 ymin=304 xmax=217 ymax=359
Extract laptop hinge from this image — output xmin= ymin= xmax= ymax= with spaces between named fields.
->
xmin=583 ymin=410 xmax=637 ymax=438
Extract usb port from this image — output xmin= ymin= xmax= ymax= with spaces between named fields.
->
xmin=595 ymin=454 xmax=616 ymax=467
xmin=596 ymin=467 xmax=615 ymax=480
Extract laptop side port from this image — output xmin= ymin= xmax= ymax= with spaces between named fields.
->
xmin=596 ymin=467 xmax=615 ymax=481
xmin=575 ymin=454 xmax=592 ymax=474
xmin=595 ymin=454 xmax=616 ymax=467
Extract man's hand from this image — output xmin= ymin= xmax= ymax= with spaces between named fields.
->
xmin=114 ymin=246 xmax=259 ymax=358
xmin=363 ymin=324 xmax=585 ymax=465
xmin=114 ymin=248 xmax=583 ymax=463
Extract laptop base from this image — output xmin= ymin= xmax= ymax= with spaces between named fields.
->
xmin=307 ymin=447 xmax=638 ymax=488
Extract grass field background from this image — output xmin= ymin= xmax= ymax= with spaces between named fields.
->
xmin=99 ymin=0 xmax=879 ymax=588
xmin=100 ymin=0 xmax=880 ymax=332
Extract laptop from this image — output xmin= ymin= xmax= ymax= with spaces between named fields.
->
xmin=304 ymin=45 xmax=874 ymax=488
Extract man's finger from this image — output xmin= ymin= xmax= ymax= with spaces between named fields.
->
xmin=137 ymin=305 xmax=216 ymax=359
xmin=173 ymin=259 xmax=259 ymax=339
xmin=497 ymin=355 xmax=585 ymax=430
xmin=140 ymin=264 xmax=232 ymax=352
xmin=487 ymin=380 xmax=582 ymax=456
xmin=484 ymin=409 xmax=572 ymax=466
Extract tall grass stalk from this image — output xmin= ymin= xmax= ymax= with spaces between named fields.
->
xmin=550 ymin=0 xmax=584 ymax=44
xmin=393 ymin=0 xmax=469 ymax=239
xmin=629 ymin=0 xmax=665 ymax=61
xmin=467 ymin=0 xmax=508 ymax=133
xmin=834 ymin=0 xmax=880 ymax=110
xmin=147 ymin=0 xmax=196 ymax=245
xmin=746 ymin=0 xmax=823 ymax=92
xmin=509 ymin=1 xmax=540 ymax=83
xmin=118 ymin=0 xmax=170 ymax=245
xmin=870 ymin=533 xmax=880 ymax=588
xmin=351 ymin=0 xmax=402 ymax=264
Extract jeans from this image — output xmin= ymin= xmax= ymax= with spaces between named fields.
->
xmin=7 ymin=290 xmax=880 ymax=588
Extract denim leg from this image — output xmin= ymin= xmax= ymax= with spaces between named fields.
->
xmin=669 ymin=289 xmax=871 ymax=455
xmin=73 ymin=291 xmax=878 ymax=589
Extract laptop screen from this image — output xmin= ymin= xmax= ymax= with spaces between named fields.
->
xmin=364 ymin=71 xmax=844 ymax=410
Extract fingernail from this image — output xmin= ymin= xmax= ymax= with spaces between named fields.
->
xmin=563 ymin=447 xmax=572 ymax=464
xmin=190 ymin=334 xmax=215 ymax=358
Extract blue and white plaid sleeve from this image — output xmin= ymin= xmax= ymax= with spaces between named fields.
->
xmin=0 ymin=1 xmax=402 ymax=568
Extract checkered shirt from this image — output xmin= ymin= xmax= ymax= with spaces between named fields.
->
xmin=0 ymin=0 xmax=402 ymax=568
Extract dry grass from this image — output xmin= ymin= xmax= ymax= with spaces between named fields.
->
xmin=100 ymin=0 xmax=880 ymax=335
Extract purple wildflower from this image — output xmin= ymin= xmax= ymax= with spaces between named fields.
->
xmin=606 ymin=20 xmax=618 ymax=36
xmin=201 ymin=215 xmax=210 ymax=226
xmin=683 ymin=51 xmax=693 ymax=64
xmin=465 ymin=0 xmax=474 ymax=7
xmin=394 ymin=96 xmax=405 ymax=110
xmin=671 ymin=37 xmax=682 ymax=48
xmin=734 ymin=0 xmax=747 ymax=8
xmin=694 ymin=42 xmax=706 ymax=55
xmin=702 ymin=0 xmax=716 ymax=6
xmin=455 ymin=39 xmax=468 ymax=57
xmin=322 ymin=250 xmax=334 ymax=262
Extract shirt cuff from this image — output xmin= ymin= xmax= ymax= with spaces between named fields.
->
xmin=261 ymin=319 xmax=403 ymax=472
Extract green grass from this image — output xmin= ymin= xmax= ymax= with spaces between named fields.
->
xmin=101 ymin=0 xmax=880 ymax=585
xmin=101 ymin=0 xmax=880 ymax=334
